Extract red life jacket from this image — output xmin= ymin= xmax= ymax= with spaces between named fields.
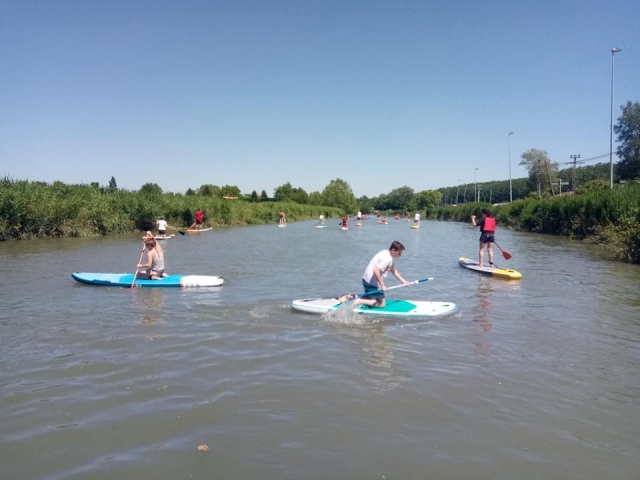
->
xmin=483 ymin=217 xmax=496 ymax=232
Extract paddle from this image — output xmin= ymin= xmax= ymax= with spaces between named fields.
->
xmin=494 ymin=241 xmax=512 ymax=260
xmin=177 ymin=223 xmax=196 ymax=235
xmin=131 ymin=245 xmax=146 ymax=288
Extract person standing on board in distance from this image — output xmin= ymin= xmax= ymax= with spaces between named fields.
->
xmin=136 ymin=237 xmax=166 ymax=280
xmin=341 ymin=215 xmax=348 ymax=228
xmin=471 ymin=208 xmax=496 ymax=267
xmin=318 ymin=214 xmax=325 ymax=226
xmin=156 ymin=216 xmax=169 ymax=237
xmin=356 ymin=210 xmax=362 ymax=222
xmin=194 ymin=208 xmax=204 ymax=230
xmin=413 ymin=212 xmax=420 ymax=225
xmin=352 ymin=240 xmax=411 ymax=308
xmin=405 ymin=210 xmax=410 ymax=220
xmin=279 ymin=211 xmax=286 ymax=225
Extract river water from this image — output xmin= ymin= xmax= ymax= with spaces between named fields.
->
xmin=1 ymin=219 xmax=638 ymax=479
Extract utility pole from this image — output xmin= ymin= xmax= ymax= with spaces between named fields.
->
xmin=569 ymin=154 xmax=581 ymax=191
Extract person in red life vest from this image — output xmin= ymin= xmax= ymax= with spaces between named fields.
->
xmin=194 ymin=208 xmax=204 ymax=229
xmin=278 ymin=211 xmax=286 ymax=225
xmin=341 ymin=215 xmax=348 ymax=228
xmin=471 ymin=208 xmax=496 ymax=267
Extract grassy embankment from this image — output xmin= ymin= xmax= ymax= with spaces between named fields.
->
xmin=0 ymin=178 xmax=342 ymax=241
xmin=426 ymin=185 xmax=640 ymax=263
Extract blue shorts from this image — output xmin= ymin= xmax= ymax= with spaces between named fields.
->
xmin=362 ymin=279 xmax=384 ymax=299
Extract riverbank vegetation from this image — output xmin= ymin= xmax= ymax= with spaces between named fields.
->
xmin=427 ymin=184 xmax=640 ymax=263
xmin=0 ymin=177 xmax=343 ymax=241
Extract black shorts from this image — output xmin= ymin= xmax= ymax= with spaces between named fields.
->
xmin=362 ymin=279 xmax=384 ymax=299
xmin=480 ymin=233 xmax=495 ymax=243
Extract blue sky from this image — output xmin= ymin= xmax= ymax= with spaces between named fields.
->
xmin=1 ymin=0 xmax=638 ymax=198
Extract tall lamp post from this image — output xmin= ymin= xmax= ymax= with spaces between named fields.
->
xmin=456 ymin=178 xmax=461 ymax=204
xmin=610 ymin=47 xmax=622 ymax=188
xmin=508 ymin=132 xmax=514 ymax=202
xmin=474 ymin=168 xmax=478 ymax=202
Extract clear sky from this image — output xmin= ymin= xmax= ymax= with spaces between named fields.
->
xmin=1 ymin=0 xmax=638 ymax=198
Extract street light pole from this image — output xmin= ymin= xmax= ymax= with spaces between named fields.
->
xmin=508 ymin=132 xmax=514 ymax=202
xmin=610 ymin=47 xmax=622 ymax=188
xmin=456 ymin=178 xmax=461 ymax=205
xmin=474 ymin=168 xmax=478 ymax=202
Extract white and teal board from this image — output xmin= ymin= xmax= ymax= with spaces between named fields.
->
xmin=72 ymin=272 xmax=224 ymax=288
xmin=290 ymin=298 xmax=458 ymax=318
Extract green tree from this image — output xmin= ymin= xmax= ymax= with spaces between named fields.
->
xmin=414 ymin=190 xmax=442 ymax=211
xmin=197 ymin=184 xmax=221 ymax=197
xmin=385 ymin=186 xmax=414 ymax=210
xmin=321 ymin=178 xmax=357 ymax=213
xmin=615 ymin=101 xmax=640 ymax=180
xmin=108 ymin=176 xmax=117 ymax=189
xmin=308 ymin=191 xmax=323 ymax=205
xmin=220 ymin=185 xmax=241 ymax=197
xmin=139 ymin=183 xmax=163 ymax=195
xmin=186 ymin=188 xmax=196 ymax=196
xmin=519 ymin=149 xmax=559 ymax=196
xmin=250 ymin=190 xmax=259 ymax=202
xmin=290 ymin=187 xmax=309 ymax=204
xmin=260 ymin=190 xmax=269 ymax=201
xmin=274 ymin=182 xmax=294 ymax=202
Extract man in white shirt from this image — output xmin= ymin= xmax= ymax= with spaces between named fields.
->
xmin=353 ymin=241 xmax=410 ymax=308
xmin=156 ymin=216 xmax=169 ymax=236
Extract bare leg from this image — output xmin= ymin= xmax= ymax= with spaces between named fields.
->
xmin=479 ymin=241 xmax=485 ymax=266
xmin=488 ymin=243 xmax=494 ymax=265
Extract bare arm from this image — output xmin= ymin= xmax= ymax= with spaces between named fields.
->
xmin=390 ymin=266 xmax=410 ymax=286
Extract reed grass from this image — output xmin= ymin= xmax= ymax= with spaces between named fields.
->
xmin=0 ymin=178 xmax=342 ymax=241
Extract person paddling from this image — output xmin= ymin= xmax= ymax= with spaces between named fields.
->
xmin=136 ymin=237 xmax=166 ymax=280
xmin=352 ymin=241 xmax=410 ymax=308
xmin=341 ymin=215 xmax=348 ymax=228
xmin=471 ymin=208 xmax=496 ymax=267
xmin=318 ymin=214 xmax=325 ymax=226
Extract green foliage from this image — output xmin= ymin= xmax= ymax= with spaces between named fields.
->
xmin=321 ymin=178 xmax=358 ymax=214
xmin=575 ymin=179 xmax=609 ymax=195
xmin=426 ymin=185 xmax=640 ymax=263
xmin=139 ymin=183 xmax=163 ymax=196
xmin=221 ymin=185 xmax=241 ymax=197
xmin=0 ymin=178 xmax=342 ymax=240
xmin=197 ymin=184 xmax=221 ymax=197
xmin=260 ymin=190 xmax=269 ymax=200
xmin=615 ymin=100 xmax=640 ymax=180
xmin=108 ymin=176 xmax=117 ymax=189
xmin=385 ymin=186 xmax=414 ymax=210
xmin=414 ymin=190 xmax=442 ymax=212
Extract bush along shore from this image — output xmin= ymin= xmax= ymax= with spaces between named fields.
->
xmin=426 ymin=185 xmax=640 ymax=264
xmin=0 ymin=179 xmax=343 ymax=241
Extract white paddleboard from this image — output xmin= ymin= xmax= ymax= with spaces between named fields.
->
xmin=291 ymin=298 xmax=458 ymax=318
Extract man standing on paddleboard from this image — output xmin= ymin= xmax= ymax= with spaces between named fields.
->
xmin=471 ymin=208 xmax=496 ymax=267
xmin=194 ymin=208 xmax=204 ymax=230
xmin=353 ymin=241 xmax=411 ymax=308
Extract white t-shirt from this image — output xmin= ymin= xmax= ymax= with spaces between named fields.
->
xmin=156 ymin=219 xmax=168 ymax=231
xmin=357 ymin=211 xmax=362 ymax=218
xmin=362 ymin=249 xmax=393 ymax=286
xmin=414 ymin=213 xmax=420 ymax=221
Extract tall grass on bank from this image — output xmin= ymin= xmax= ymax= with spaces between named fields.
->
xmin=427 ymin=185 xmax=640 ymax=263
xmin=0 ymin=178 xmax=342 ymax=241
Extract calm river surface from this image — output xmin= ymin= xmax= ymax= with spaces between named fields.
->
xmin=1 ymin=219 xmax=639 ymax=479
